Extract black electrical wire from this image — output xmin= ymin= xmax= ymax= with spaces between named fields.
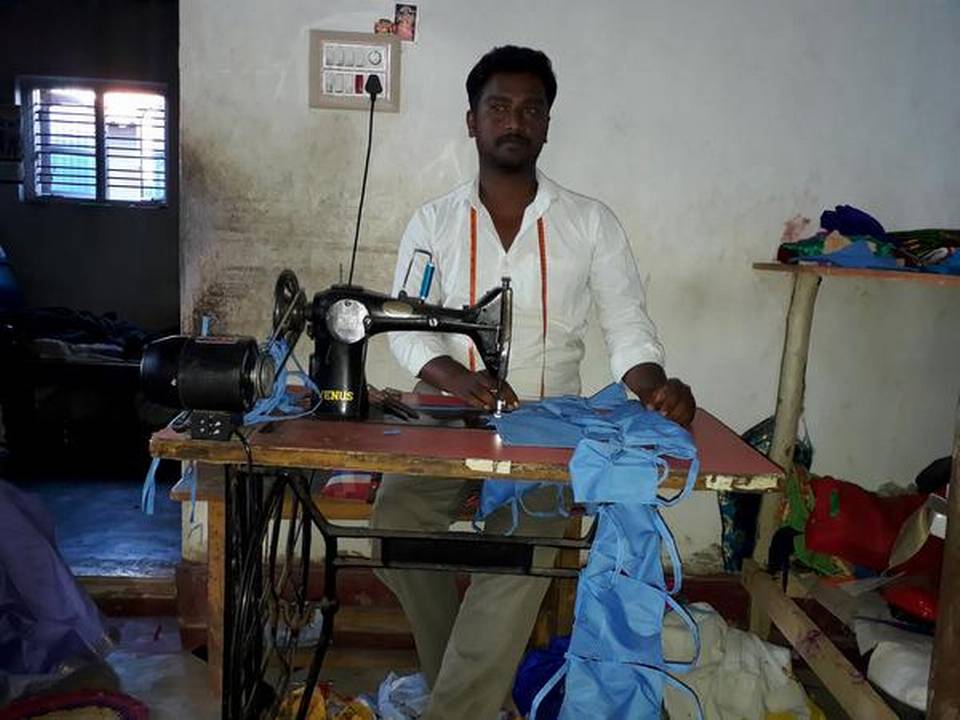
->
xmin=227 ymin=428 xmax=282 ymax=717
xmin=225 ymin=388 xmax=327 ymax=714
xmin=224 ymin=456 xmax=319 ymax=718
xmin=346 ymin=79 xmax=381 ymax=286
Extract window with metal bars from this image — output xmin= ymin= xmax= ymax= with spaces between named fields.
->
xmin=19 ymin=78 xmax=167 ymax=205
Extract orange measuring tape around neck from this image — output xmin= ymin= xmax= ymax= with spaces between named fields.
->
xmin=468 ymin=206 xmax=548 ymax=398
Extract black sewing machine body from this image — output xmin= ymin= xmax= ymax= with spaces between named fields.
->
xmin=140 ymin=271 xmax=512 ymax=435
xmin=309 ymin=281 xmax=511 ymax=419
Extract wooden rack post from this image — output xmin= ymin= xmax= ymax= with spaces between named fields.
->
xmin=928 ymin=397 xmax=960 ymax=717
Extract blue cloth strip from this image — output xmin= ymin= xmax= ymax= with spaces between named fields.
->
xmin=498 ymin=383 xmax=702 ymax=719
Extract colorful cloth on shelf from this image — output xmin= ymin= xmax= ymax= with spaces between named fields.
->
xmin=775 ymin=205 xmax=960 ymax=275
xmin=777 ymin=233 xmax=900 ymax=267
xmin=803 ymin=239 xmax=902 ymax=270
xmin=888 ymin=228 xmax=960 ymax=274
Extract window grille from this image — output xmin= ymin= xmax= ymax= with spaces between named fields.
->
xmin=21 ymin=79 xmax=167 ymax=205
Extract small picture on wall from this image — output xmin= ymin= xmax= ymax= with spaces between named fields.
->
xmin=394 ymin=3 xmax=418 ymax=42
xmin=374 ymin=18 xmax=395 ymax=35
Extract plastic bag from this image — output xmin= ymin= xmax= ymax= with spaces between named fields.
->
xmin=867 ymin=639 xmax=932 ymax=711
xmin=375 ymin=672 xmax=430 ymax=720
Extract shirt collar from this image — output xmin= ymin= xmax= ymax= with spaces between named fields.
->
xmin=466 ymin=169 xmax=557 ymax=217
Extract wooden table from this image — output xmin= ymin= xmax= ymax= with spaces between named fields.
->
xmin=749 ymin=262 xmax=960 ymax=719
xmin=153 ymin=403 xmax=782 ymax=490
xmin=152 ymin=398 xmax=782 ymax=720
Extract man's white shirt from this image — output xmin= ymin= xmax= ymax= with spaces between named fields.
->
xmin=389 ymin=172 xmax=664 ymax=399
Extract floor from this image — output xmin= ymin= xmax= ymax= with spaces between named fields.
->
xmin=102 ymin=616 xmax=414 ymax=719
xmin=99 ymin=618 xmax=416 ymax=719
xmin=4 ymin=606 xmax=414 ymax=717
xmin=3 ymin=469 xmax=415 ymax=717
xmin=10 ymin=472 xmax=181 ymax=578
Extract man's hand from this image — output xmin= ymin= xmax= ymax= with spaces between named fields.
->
xmin=419 ymin=356 xmax=520 ymax=412
xmin=645 ymin=378 xmax=696 ymax=427
xmin=623 ymin=362 xmax=696 ymax=427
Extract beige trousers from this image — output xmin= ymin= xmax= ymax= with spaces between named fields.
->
xmin=371 ymin=473 xmax=570 ymax=720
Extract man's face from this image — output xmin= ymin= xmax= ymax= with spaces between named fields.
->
xmin=467 ymin=72 xmax=550 ymax=172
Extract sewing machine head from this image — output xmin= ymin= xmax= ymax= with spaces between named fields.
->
xmin=139 ymin=271 xmax=513 ymax=432
xmin=309 ymin=276 xmax=513 ymax=419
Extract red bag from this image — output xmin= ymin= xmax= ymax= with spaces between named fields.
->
xmin=804 ymin=477 xmax=943 ymax=621
xmin=805 ymin=477 xmax=925 ymax=570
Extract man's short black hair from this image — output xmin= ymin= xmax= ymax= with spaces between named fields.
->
xmin=466 ymin=46 xmax=557 ymax=111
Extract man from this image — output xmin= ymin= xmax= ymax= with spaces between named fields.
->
xmin=373 ymin=46 xmax=695 ymax=719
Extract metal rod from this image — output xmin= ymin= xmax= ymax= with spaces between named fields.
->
xmin=295 ymin=475 xmax=338 ymax=720
xmin=310 ymin=523 xmax=592 ymax=548
xmin=335 ymin=557 xmax=581 ymax=578
xmin=222 ymin=466 xmax=239 ymax=720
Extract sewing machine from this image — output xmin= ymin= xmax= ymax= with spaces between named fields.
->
xmin=140 ymin=270 xmax=513 ymax=438
xmin=309 ymin=275 xmax=512 ymax=419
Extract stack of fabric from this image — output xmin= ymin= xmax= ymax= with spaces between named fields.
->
xmin=776 ymin=205 xmax=960 ymax=275
xmin=488 ymin=384 xmax=702 ymax=719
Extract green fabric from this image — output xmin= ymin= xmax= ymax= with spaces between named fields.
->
xmin=829 ymin=489 xmax=841 ymax=518
xmin=783 ymin=469 xmax=844 ymax=576
xmin=781 ymin=233 xmax=898 ymax=259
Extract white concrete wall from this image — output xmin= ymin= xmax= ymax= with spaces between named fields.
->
xmin=180 ymin=0 xmax=960 ymax=570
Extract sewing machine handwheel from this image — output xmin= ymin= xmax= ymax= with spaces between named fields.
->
xmin=273 ymin=270 xmax=306 ymax=338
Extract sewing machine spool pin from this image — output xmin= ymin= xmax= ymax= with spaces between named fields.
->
xmin=399 ymin=249 xmax=435 ymax=301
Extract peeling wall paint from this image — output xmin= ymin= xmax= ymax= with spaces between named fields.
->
xmin=181 ymin=1 xmax=960 ymax=569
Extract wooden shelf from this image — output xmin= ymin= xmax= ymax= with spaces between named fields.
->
xmin=753 ymin=262 xmax=960 ymax=287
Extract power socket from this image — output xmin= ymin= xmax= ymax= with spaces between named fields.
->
xmin=309 ymin=30 xmax=401 ymax=112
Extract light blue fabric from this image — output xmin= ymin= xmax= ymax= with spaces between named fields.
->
xmin=533 ymin=657 xmax=701 ymax=720
xmin=494 ymin=384 xmax=703 ymax=720
xmin=491 ymin=383 xmax=631 ymax=449
xmin=805 ymin=240 xmax=901 ymax=270
xmin=474 ymin=479 xmax=568 ymax=534
xmin=243 ymin=339 xmax=320 ymax=425
xmin=141 ymin=457 xmax=159 ymax=515
xmin=478 ymin=384 xmax=642 ymax=531
xmin=482 ymin=383 xmax=699 ymax=529
xmin=141 ymin=439 xmax=197 ymax=517
xmin=926 ymin=251 xmax=960 ymax=274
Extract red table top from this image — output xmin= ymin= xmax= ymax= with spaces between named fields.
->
xmin=151 ymin=396 xmax=783 ymax=492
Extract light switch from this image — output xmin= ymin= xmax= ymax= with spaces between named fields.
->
xmin=309 ymin=30 xmax=401 ymax=112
